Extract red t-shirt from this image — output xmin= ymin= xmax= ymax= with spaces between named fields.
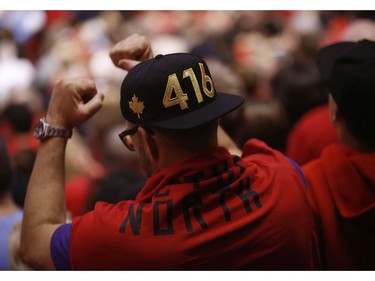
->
xmin=62 ymin=139 xmax=320 ymax=269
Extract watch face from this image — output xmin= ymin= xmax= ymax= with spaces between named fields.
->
xmin=33 ymin=118 xmax=71 ymax=140
xmin=34 ymin=120 xmax=45 ymax=139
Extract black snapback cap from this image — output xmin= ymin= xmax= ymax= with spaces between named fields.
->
xmin=316 ymin=39 xmax=375 ymax=140
xmin=120 ymin=53 xmax=244 ymax=129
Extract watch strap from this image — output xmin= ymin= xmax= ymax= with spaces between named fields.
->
xmin=46 ymin=125 xmax=73 ymax=139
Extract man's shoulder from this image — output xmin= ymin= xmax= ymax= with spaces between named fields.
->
xmin=241 ymin=138 xmax=307 ymax=189
xmin=301 ymin=144 xmax=337 ymax=179
xmin=242 ymin=138 xmax=294 ymax=168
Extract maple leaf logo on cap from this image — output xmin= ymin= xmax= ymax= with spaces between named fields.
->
xmin=129 ymin=95 xmax=145 ymax=119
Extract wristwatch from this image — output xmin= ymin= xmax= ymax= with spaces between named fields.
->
xmin=33 ymin=117 xmax=73 ymax=141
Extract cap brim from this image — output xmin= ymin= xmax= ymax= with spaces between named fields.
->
xmin=148 ymin=93 xmax=244 ymax=129
xmin=316 ymin=41 xmax=354 ymax=81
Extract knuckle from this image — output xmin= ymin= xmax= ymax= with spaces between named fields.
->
xmin=55 ymin=79 xmax=74 ymax=93
xmin=55 ymin=78 xmax=65 ymax=88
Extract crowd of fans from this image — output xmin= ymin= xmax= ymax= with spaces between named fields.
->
xmin=1 ymin=10 xmax=375 ymax=270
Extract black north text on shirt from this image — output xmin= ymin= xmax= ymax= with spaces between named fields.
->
xmin=119 ymin=156 xmax=262 ymax=236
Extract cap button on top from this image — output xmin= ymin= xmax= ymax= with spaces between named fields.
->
xmin=155 ymin=54 xmax=164 ymax=59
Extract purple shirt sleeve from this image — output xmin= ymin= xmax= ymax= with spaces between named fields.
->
xmin=50 ymin=223 xmax=72 ymax=270
xmin=287 ymin=157 xmax=307 ymax=190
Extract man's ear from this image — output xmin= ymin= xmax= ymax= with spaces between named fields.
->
xmin=328 ymin=94 xmax=341 ymax=124
xmin=138 ymin=127 xmax=159 ymax=162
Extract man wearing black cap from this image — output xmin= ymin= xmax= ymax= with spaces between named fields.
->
xmin=20 ymin=34 xmax=320 ymax=270
xmin=302 ymin=39 xmax=375 ymax=269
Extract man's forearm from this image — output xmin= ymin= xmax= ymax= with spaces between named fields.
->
xmin=21 ymin=137 xmax=68 ymax=269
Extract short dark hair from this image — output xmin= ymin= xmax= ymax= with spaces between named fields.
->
xmin=2 ymin=103 xmax=33 ymax=133
xmin=0 ymin=140 xmax=12 ymax=195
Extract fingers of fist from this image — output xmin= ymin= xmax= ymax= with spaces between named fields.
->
xmin=48 ymin=78 xmax=104 ymax=129
xmin=109 ymin=33 xmax=153 ymax=70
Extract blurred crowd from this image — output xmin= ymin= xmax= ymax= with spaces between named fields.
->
xmin=1 ymin=10 xmax=375 ymax=270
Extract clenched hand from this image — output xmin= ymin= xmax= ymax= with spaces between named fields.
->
xmin=46 ymin=78 xmax=104 ymax=130
xmin=110 ymin=33 xmax=154 ymax=71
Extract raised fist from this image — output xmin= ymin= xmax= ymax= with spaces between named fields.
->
xmin=46 ymin=78 xmax=104 ymax=130
xmin=110 ymin=33 xmax=154 ymax=71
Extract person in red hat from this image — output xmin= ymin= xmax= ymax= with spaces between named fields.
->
xmin=20 ymin=34 xmax=320 ymax=270
xmin=302 ymin=39 xmax=375 ymax=269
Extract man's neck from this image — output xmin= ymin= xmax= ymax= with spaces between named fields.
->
xmin=338 ymin=124 xmax=375 ymax=152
